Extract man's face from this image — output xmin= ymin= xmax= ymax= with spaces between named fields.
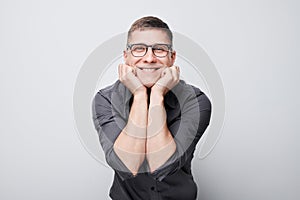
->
xmin=123 ymin=29 xmax=176 ymax=88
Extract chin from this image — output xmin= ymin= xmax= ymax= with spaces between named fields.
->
xmin=142 ymin=81 xmax=156 ymax=88
xmin=137 ymin=76 xmax=160 ymax=88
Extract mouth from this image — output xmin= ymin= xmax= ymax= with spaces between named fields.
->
xmin=136 ymin=66 xmax=163 ymax=72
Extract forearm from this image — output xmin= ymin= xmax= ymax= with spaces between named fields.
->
xmin=114 ymin=91 xmax=148 ymax=175
xmin=146 ymin=91 xmax=176 ymax=172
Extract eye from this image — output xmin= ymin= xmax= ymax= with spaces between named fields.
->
xmin=132 ymin=45 xmax=146 ymax=52
xmin=153 ymin=45 xmax=169 ymax=52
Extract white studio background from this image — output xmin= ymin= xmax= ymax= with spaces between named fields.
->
xmin=1 ymin=0 xmax=299 ymax=200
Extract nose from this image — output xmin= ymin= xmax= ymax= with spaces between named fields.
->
xmin=143 ymin=47 xmax=157 ymax=63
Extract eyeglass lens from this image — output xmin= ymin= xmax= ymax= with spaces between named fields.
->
xmin=130 ymin=44 xmax=170 ymax=57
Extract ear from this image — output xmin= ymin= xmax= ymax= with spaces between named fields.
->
xmin=170 ymin=50 xmax=176 ymax=64
xmin=123 ymin=50 xmax=127 ymax=59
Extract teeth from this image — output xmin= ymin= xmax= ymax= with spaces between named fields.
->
xmin=143 ymin=68 xmax=155 ymax=72
xmin=140 ymin=68 xmax=158 ymax=72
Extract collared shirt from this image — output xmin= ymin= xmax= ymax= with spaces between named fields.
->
xmin=92 ymin=80 xmax=211 ymax=200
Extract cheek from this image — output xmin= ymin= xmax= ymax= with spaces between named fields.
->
xmin=124 ymin=54 xmax=143 ymax=66
xmin=163 ymin=57 xmax=174 ymax=67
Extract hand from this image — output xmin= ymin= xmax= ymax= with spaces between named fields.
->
xmin=118 ymin=64 xmax=146 ymax=95
xmin=152 ymin=65 xmax=180 ymax=96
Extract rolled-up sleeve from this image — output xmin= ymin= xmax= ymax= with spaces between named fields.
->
xmin=151 ymin=82 xmax=212 ymax=181
xmin=92 ymin=85 xmax=135 ymax=180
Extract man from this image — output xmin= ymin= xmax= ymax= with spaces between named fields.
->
xmin=92 ymin=16 xmax=211 ymax=200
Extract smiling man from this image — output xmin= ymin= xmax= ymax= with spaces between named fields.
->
xmin=92 ymin=16 xmax=212 ymax=200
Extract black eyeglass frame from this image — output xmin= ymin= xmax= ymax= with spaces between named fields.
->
xmin=126 ymin=43 xmax=173 ymax=58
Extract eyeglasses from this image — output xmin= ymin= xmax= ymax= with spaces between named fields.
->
xmin=127 ymin=43 xmax=172 ymax=58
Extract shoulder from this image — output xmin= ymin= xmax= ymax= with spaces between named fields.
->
xmin=95 ymin=80 xmax=125 ymax=99
xmin=93 ymin=81 xmax=119 ymax=106
xmin=94 ymin=80 xmax=132 ymax=106
xmin=96 ymin=80 xmax=120 ymax=97
xmin=171 ymin=80 xmax=206 ymax=100
xmin=170 ymin=80 xmax=211 ymax=110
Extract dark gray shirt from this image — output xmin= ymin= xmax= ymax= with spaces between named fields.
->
xmin=92 ymin=80 xmax=211 ymax=200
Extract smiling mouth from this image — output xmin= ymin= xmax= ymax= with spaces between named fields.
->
xmin=137 ymin=67 xmax=162 ymax=72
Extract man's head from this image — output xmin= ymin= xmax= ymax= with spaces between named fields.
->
xmin=127 ymin=16 xmax=173 ymax=45
xmin=124 ymin=16 xmax=176 ymax=88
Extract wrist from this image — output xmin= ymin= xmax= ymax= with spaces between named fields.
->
xmin=133 ymin=86 xmax=147 ymax=96
xmin=151 ymin=85 xmax=166 ymax=96
xmin=133 ymin=88 xmax=148 ymax=101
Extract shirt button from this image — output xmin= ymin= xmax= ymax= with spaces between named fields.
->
xmin=150 ymin=186 xmax=155 ymax=191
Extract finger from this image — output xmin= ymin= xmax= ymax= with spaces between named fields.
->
xmin=161 ymin=67 xmax=171 ymax=77
xmin=118 ymin=64 xmax=123 ymax=80
xmin=172 ymin=65 xmax=180 ymax=79
xmin=124 ymin=64 xmax=133 ymax=77
xmin=120 ymin=64 xmax=131 ymax=80
xmin=124 ymin=64 xmax=134 ymax=76
xmin=123 ymin=64 xmax=129 ymax=79
xmin=132 ymin=67 xmax=136 ymax=76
